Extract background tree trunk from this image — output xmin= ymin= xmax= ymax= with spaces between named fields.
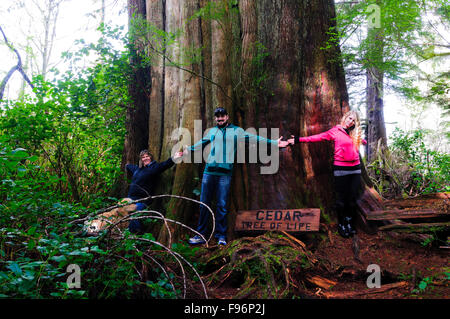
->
xmin=129 ymin=0 xmax=355 ymax=242
xmin=366 ymin=24 xmax=387 ymax=162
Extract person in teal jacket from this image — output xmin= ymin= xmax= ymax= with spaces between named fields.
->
xmin=185 ymin=107 xmax=289 ymax=245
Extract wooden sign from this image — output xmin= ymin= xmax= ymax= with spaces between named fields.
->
xmin=235 ymin=209 xmax=321 ymax=232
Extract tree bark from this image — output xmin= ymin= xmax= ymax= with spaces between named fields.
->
xmin=366 ymin=64 xmax=387 ymax=162
xmin=238 ymin=0 xmax=304 ymax=214
xmin=146 ymin=0 xmax=166 ymax=161
xmin=297 ymin=0 xmax=350 ymax=209
xmin=121 ymin=0 xmax=151 ymax=195
xmin=365 ymin=15 xmax=387 ymax=163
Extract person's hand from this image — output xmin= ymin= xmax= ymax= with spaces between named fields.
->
xmin=173 ymin=151 xmax=183 ymax=160
xmin=277 ymin=136 xmax=289 ymax=148
xmin=182 ymin=145 xmax=190 ymax=156
xmin=287 ymin=135 xmax=296 ymax=145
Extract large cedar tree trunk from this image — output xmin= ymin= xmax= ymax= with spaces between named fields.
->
xmin=127 ymin=0 xmax=355 ymax=242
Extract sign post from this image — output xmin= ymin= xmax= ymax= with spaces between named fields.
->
xmin=235 ymin=209 xmax=320 ymax=232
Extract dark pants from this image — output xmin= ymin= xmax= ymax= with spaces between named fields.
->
xmin=128 ymin=202 xmax=146 ymax=233
xmin=334 ymin=173 xmax=361 ymax=225
xmin=196 ymin=173 xmax=232 ymax=239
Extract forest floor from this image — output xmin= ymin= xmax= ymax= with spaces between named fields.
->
xmin=191 ymin=194 xmax=449 ymax=300
xmin=199 ymin=229 xmax=449 ymax=300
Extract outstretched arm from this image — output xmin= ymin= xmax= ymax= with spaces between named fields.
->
xmin=151 ymin=157 xmax=176 ymax=173
xmin=188 ymin=128 xmax=214 ymax=152
xmin=288 ymin=129 xmax=334 ymax=145
xmin=237 ymin=127 xmax=288 ymax=148
xmin=126 ymin=164 xmax=138 ymax=174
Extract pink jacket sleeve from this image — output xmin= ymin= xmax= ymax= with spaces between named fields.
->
xmin=297 ymin=128 xmax=335 ymax=143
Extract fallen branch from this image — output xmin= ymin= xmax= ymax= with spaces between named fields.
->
xmin=280 ymin=231 xmax=307 ymax=249
xmin=306 ymin=275 xmax=337 ymax=290
xmin=133 ymin=236 xmax=209 ymax=299
xmin=74 ymin=194 xmax=213 ymax=299
xmin=322 ymin=281 xmax=409 ymax=298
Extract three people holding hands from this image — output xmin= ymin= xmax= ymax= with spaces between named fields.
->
xmin=127 ymin=107 xmax=365 ymax=243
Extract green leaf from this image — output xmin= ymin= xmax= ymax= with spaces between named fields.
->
xmin=51 ymin=255 xmax=67 ymax=263
xmin=7 ymin=262 xmax=22 ymax=276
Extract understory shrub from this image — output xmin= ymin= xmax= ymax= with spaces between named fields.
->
xmin=367 ymin=128 xmax=449 ymax=198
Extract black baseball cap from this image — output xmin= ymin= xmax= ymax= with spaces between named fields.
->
xmin=214 ymin=107 xmax=228 ymax=116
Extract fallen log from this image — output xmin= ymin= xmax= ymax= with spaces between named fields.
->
xmin=379 ymin=222 xmax=450 ymax=233
xmin=383 ymin=192 xmax=449 ymax=210
xmin=367 ymin=209 xmax=448 ymax=221
xmin=357 ymin=187 xmax=385 ymax=218
xmin=322 ymin=281 xmax=409 ymax=298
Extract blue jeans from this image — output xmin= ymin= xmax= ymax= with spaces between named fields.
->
xmin=196 ymin=174 xmax=232 ymax=239
xmin=129 ymin=202 xmax=146 ymax=233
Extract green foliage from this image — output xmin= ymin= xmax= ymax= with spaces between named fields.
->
xmin=190 ymin=0 xmax=239 ymax=23
xmin=0 ymin=25 xmax=130 ymax=204
xmin=332 ymin=0 xmax=449 ymax=115
xmin=411 ymin=267 xmax=450 ymax=294
xmin=368 ymin=127 xmax=450 ymax=197
xmin=0 ymin=25 xmax=202 ymax=299
xmin=391 ymin=128 xmax=450 ymax=193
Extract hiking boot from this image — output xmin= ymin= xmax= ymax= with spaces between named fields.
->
xmin=188 ymin=235 xmax=206 ymax=245
xmin=344 ymin=217 xmax=357 ymax=236
xmin=217 ymin=237 xmax=227 ymax=246
xmin=338 ymin=223 xmax=350 ymax=238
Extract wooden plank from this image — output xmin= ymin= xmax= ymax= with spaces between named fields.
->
xmin=366 ymin=209 xmax=447 ymax=220
xmin=379 ymin=222 xmax=450 ymax=232
xmin=235 ymin=209 xmax=320 ymax=232
xmin=383 ymin=192 xmax=449 ymax=210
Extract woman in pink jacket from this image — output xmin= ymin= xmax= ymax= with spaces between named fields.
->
xmin=288 ymin=110 xmax=366 ymax=238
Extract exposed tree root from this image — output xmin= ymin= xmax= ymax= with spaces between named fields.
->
xmin=197 ymin=232 xmax=324 ymax=298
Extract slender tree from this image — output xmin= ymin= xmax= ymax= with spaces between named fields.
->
xmin=0 ymin=25 xmax=34 ymax=101
xmin=332 ymin=0 xmax=445 ymax=161
xmin=365 ymin=0 xmax=387 ymax=162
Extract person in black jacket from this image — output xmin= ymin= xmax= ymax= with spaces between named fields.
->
xmin=125 ymin=149 xmax=183 ymax=233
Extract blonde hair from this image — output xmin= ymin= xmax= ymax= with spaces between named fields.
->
xmin=340 ymin=110 xmax=362 ymax=151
